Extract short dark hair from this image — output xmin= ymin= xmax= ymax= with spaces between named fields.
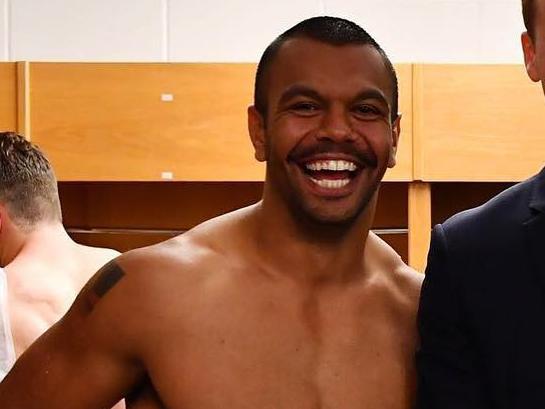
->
xmin=0 ymin=132 xmax=61 ymax=230
xmin=522 ymin=0 xmax=535 ymax=38
xmin=254 ymin=16 xmax=399 ymax=123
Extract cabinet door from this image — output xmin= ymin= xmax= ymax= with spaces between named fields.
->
xmin=0 ymin=63 xmax=17 ymax=132
xmin=414 ymin=64 xmax=545 ymax=182
xmin=30 ymin=63 xmax=263 ymax=181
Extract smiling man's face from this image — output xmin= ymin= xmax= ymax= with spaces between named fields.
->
xmin=249 ymin=37 xmax=400 ymax=225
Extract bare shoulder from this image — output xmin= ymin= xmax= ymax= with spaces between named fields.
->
xmin=61 ymin=237 xmax=215 ymax=345
xmin=119 ymin=213 xmax=238 ymax=272
xmin=105 ymin=235 xmax=213 ymax=288
xmin=75 ymin=205 xmax=256 ymax=324
xmin=365 ymin=232 xmax=423 ymax=311
xmin=392 ymin=263 xmax=423 ymax=309
xmin=100 ymin=226 xmax=232 ymax=299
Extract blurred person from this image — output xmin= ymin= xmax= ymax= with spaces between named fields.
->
xmin=0 ymin=132 xmax=120 ymax=404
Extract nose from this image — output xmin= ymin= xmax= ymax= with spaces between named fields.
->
xmin=316 ymin=105 xmax=354 ymax=143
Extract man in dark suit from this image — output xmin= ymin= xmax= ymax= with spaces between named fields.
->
xmin=416 ymin=1 xmax=545 ymax=408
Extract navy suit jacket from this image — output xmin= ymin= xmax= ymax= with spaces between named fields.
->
xmin=417 ymin=166 xmax=545 ymax=409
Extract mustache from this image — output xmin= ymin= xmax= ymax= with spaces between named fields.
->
xmin=287 ymin=141 xmax=377 ymax=168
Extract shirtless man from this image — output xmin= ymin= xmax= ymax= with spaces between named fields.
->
xmin=0 ymin=17 xmax=422 ymax=408
xmin=0 ymin=132 xmax=119 ymax=375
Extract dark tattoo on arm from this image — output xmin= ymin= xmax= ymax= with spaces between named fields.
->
xmin=84 ymin=260 xmax=127 ymax=310
xmin=93 ymin=261 xmax=126 ymax=297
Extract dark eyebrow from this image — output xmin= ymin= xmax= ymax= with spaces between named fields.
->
xmin=277 ymin=85 xmax=324 ymax=107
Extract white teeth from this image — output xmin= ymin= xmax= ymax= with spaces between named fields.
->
xmin=310 ymin=178 xmax=350 ymax=189
xmin=305 ymin=160 xmax=357 ymax=172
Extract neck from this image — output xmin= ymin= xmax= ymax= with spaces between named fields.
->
xmin=4 ymin=223 xmax=75 ymax=268
xmin=250 ymin=189 xmax=377 ymax=285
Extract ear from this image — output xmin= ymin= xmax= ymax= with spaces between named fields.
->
xmin=388 ymin=113 xmax=401 ymax=168
xmin=248 ymin=105 xmax=267 ymax=162
xmin=522 ymin=32 xmax=540 ymax=82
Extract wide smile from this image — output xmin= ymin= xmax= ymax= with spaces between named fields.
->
xmin=296 ymin=158 xmax=362 ymax=196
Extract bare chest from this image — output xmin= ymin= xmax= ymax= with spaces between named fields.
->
xmin=141 ymin=293 xmax=417 ymax=409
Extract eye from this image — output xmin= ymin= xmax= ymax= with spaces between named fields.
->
xmin=353 ymin=104 xmax=383 ymax=119
xmin=289 ymin=101 xmax=320 ymax=116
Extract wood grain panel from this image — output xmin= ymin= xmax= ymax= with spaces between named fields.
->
xmin=414 ymin=64 xmax=545 ymax=181
xmin=59 ymin=182 xmax=264 ymax=230
xmin=0 ymin=63 xmax=17 ymax=132
xmin=16 ymin=62 xmax=31 ymax=138
xmin=59 ymin=181 xmax=408 ymax=230
xmin=31 ymin=63 xmax=263 ymax=181
xmin=30 ymin=63 xmax=412 ymax=182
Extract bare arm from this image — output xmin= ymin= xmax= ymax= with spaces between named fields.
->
xmin=0 ymin=259 xmax=147 ymax=408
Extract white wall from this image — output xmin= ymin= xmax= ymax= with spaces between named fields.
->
xmin=0 ymin=0 xmax=527 ymax=63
